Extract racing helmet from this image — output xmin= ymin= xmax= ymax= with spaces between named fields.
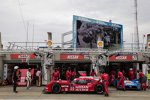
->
xmin=14 ymin=66 xmax=19 ymax=69
xmin=129 ymin=68 xmax=133 ymax=70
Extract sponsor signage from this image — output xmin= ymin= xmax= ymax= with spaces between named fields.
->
xmin=47 ymin=40 xmax=53 ymax=47
xmin=97 ymin=41 xmax=104 ymax=48
xmin=60 ymin=54 xmax=85 ymax=60
xmin=11 ymin=54 xmax=37 ymax=59
xmin=109 ymin=55 xmax=137 ymax=61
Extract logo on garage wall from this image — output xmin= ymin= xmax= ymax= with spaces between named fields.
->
xmin=11 ymin=54 xmax=37 ymax=59
xmin=109 ymin=55 xmax=137 ymax=61
xmin=60 ymin=54 xmax=85 ymax=60
xmin=115 ymin=56 xmax=127 ymax=60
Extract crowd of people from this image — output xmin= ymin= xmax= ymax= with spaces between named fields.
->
xmin=12 ymin=66 xmax=42 ymax=93
xmin=51 ymin=67 xmax=76 ymax=81
xmin=45 ymin=67 xmax=149 ymax=97
xmin=11 ymin=65 xmax=149 ymax=97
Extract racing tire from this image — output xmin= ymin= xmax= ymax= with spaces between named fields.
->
xmin=52 ymin=83 xmax=61 ymax=93
xmin=95 ymin=84 xmax=104 ymax=94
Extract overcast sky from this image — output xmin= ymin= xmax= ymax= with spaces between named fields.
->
xmin=0 ymin=0 xmax=150 ymax=48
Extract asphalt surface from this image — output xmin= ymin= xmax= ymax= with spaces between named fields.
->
xmin=0 ymin=86 xmax=150 ymax=100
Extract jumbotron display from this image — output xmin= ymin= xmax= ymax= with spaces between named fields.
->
xmin=72 ymin=15 xmax=123 ymax=50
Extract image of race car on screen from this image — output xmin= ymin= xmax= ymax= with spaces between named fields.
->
xmin=76 ymin=20 xmax=120 ymax=49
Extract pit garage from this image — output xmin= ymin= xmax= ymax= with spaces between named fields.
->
xmin=3 ymin=53 xmax=42 ymax=86
xmin=54 ymin=53 xmax=92 ymax=80
xmin=107 ymin=53 xmax=144 ymax=79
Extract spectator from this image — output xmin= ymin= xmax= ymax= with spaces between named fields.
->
xmin=36 ymin=68 xmax=41 ymax=87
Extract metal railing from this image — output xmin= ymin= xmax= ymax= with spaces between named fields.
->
xmin=0 ymin=42 xmax=149 ymax=55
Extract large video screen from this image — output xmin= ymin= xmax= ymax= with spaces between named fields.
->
xmin=72 ymin=15 xmax=123 ymax=50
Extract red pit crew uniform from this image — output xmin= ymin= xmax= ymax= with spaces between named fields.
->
xmin=110 ymin=74 xmax=115 ymax=85
xmin=128 ymin=70 xmax=135 ymax=80
xmin=139 ymin=72 xmax=147 ymax=90
xmin=139 ymin=72 xmax=144 ymax=79
xmin=102 ymin=73 xmax=109 ymax=96
xmin=110 ymin=70 xmax=116 ymax=76
xmin=71 ymin=71 xmax=76 ymax=80
xmin=110 ymin=70 xmax=116 ymax=85
xmin=66 ymin=70 xmax=71 ymax=81
xmin=52 ymin=71 xmax=59 ymax=80
xmin=57 ymin=69 xmax=60 ymax=79
xmin=117 ymin=71 xmax=125 ymax=90
xmin=90 ymin=71 xmax=96 ymax=77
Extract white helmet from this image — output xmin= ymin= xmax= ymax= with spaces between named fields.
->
xmin=14 ymin=66 xmax=19 ymax=69
xmin=129 ymin=68 xmax=133 ymax=70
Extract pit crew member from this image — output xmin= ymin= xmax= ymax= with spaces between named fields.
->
xmin=128 ymin=68 xmax=135 ymax=80
xmin=71 ymin=69 xmax=76 ymax=81
xmin=52 ymin=68 xmax=60 ymax=80
xmin=101 ymin=72 xmax=109 ymax=96
xmin=66 ymin=67 xmax=72 ymax=81
xmin=90 ymin=69 xmax=96 ymax=77
xmin=138 ymin=70 xmax=147 ymax=91
xmin=117 ymin=71 xmax=125 ymax=90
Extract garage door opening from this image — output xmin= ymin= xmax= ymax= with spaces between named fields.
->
xmin=54 ymin=61 xmax=92 ymax=80
xmin=4 ymin=63 xmax=41 ymax=86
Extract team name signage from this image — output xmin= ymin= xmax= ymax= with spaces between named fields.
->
xmin=11 ymin=54 xmax=37 ymax=59
xmin=109 ymin=55 xmax=137 ymax=61
xmin=60 ymin=54 xmax=85 ymax=60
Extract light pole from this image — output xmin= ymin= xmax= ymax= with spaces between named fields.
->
xmin=143 ymin=34 xmax=145 ymax=50
xmin=134 ymin=0 xmax=140 ymax=50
